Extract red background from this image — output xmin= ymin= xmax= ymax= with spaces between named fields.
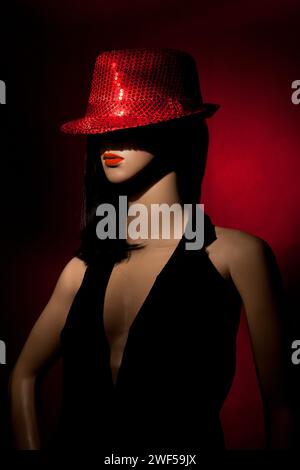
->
xmin=2 ymin=0 xmax=300 ymax=449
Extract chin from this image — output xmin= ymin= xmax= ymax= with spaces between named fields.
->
xmin=104 ymin=170 xmax=136 ymax=184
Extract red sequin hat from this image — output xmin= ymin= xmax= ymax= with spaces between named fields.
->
xmin=61 ymin=47 xmax=219 ymax=135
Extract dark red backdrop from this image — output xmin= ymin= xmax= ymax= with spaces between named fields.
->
xmin=1 ymin=0 xmax=300 ymax=450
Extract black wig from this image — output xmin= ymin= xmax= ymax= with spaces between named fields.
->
xmin=76 ymin=115 xmax=209 ymax=265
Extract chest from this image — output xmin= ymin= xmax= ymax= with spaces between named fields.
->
xmin=102 ymin=244 xmax=180 ymax=383
xmin=103 ymin=244 xmax=176 ymax=343
xmin=61 ymin=239 xmax=241 ymax=394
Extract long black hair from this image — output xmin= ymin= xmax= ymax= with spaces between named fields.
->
xmin=75 ymin=115 xmax=209 ymax=265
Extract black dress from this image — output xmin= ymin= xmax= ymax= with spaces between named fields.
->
xmin=55 ymin=213 xmax=241 ymax=453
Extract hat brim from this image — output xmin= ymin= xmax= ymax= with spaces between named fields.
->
xmin=60 ymin=103 xmax=220 ymax=135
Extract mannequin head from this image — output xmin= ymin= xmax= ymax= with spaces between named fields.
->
xmin=77 ymin=115 xmax=209 ymax=263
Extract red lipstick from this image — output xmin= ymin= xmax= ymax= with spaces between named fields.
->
xmin=103 ymin=152 xmax=124 ymax=167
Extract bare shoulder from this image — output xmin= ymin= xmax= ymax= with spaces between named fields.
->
xmin=206 ymin=226 xmax=271 ymax=281
xmin=56 ymin=256 xmax=88 ymax=298
xmin=215 ymin=226 xmax=269 ymax=254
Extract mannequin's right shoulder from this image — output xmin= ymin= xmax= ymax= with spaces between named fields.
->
xmin=56 ymin=257 xmax=88 ymax=298
xmin=10 ymin=258 xmax=90 ymax=378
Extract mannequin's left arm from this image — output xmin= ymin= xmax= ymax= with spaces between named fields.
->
xmin=229 ymin=236 xmax=292 ymax=449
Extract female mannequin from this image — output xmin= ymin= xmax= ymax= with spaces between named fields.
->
xmin=9 ymin=48 xmax=291 ymax=451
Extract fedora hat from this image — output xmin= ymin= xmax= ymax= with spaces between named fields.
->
xmin=61 ymin=47 xmax=219 ymax=135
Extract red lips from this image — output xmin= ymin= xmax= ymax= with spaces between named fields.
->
xmin=103 ymin=152 xmax=124 ymax=167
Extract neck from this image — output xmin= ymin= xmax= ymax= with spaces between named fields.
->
xmin=128 ymin=171 xmax=181 ymax=207
xmin=127 ymin=171 xmax=187 ymax=246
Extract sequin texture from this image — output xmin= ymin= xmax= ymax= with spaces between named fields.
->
xmin=61 ymin=48 xmax=219 ymax=135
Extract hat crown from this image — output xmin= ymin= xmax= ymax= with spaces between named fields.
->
xmin=61 ymin=47 xmax=219 ymax=134
xmin=88 ymin=48 xmax=203 ymax=106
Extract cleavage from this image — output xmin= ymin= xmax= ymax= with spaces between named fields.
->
xmin=103 ymin=243 xmax=179 ymax=386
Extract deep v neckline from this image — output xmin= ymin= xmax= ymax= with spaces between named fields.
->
xmin=101 ymin=232 xmax=187 ymax=389
xmin=97 ymin=209 xmax=216 ymax=389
